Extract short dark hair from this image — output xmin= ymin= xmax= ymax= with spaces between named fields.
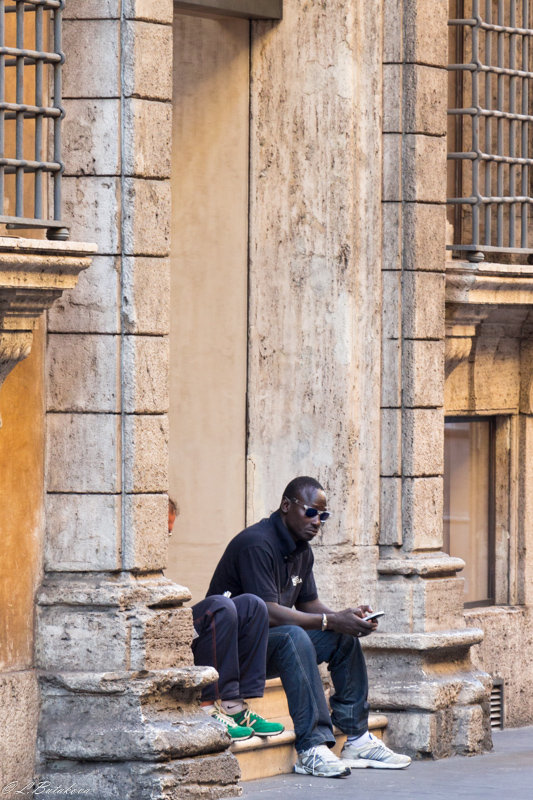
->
xmin=168 ymin=496 xmax=178 ymax=515
xmin=282 ymin=476 xmax=324 ymax=502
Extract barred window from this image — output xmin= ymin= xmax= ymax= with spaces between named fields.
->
xmin=448 ymin=0 xmax=533 ymax=262
xmin=0 ymin=0 xmax=66 ymax=240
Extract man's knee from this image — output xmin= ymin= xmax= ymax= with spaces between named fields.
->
xmin=234 ymin=593 xmax=268 ymax=622
xmin=197 ymin=594 xmax=239 ymax=626
xmin=270 ymin=624 xmax=315 ymax=655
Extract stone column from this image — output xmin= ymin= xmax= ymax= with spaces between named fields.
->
xmin=37 ymin=3 xmax=238 ymax=797
xmin=248 ymin=0 xmax=383 ymax=604
xmin=366 ymin=0 xmax=491 ymax=757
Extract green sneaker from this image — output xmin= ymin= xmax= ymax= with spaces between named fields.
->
xmin=210 ymin=703 xmax=254 ymax=741
xmin=229 ymin=706 xmax=285 ymax=738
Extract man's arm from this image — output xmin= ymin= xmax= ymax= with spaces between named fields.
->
xmin=266 ymin=598 xmax=378 ymax=636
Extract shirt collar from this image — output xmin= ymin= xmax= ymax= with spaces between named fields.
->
xmin=270 ymin=510 xmax=309 ymax=558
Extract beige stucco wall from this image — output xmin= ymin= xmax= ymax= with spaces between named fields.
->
xmin=168 ymin=11 xmax=249 ymax=602
xmin=0 ymin=323 xmax=44 ymax=787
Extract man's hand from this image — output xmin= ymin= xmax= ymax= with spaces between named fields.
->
xmin=328 ymin=606 xmax=378 ymax=637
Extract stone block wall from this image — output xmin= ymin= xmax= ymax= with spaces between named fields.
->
xmin=35 ymin=4 xmax=239 ymax=797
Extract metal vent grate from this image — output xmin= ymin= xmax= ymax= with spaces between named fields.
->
xmin=490 ymin=678 xmax=504 ymax=729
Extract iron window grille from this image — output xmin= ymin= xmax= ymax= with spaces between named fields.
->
xmin=0 ymin=0 xmax=67 ymax=240
xmin=448 ymin=0 xmax=533 ymax=261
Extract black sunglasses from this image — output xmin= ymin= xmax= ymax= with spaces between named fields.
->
xmin=288 ymin=497 xmax=331 ymax=522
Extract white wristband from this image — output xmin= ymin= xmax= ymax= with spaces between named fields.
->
xmin=321 ymin=613 xmax=328 ymax=631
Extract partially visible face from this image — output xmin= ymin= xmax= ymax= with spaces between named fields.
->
xmin=281 ymin=485 xmax=328 ymax=544
xmin=168 ymin=509 xmax=177 ymax=535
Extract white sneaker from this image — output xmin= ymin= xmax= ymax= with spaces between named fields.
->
xmin=340 ymin=733 xmax=411 ymax=769
xmin=294 ymin=744 xmax=351 ymax=778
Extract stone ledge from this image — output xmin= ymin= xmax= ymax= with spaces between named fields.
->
xmin=362 ymin=628 xmax=484 ymax=652
xmin=0 ymin=237 xmax=96 ymax=396
xmin=377 ymin=554 xmax=465 ymax=577
xmin=37 ymin=573 xmax=191 ymax=608
xmin=39 ymin=667 xmax=218 ymax=695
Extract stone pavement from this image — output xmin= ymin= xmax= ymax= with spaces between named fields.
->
xmin=232 ymin=726 xmax=533 ymax=800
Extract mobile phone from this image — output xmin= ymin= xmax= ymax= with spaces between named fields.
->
xmin=363 ymin=611 xmax=385 ymax=621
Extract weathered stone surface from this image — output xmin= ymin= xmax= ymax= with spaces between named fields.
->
xmin=46 ymin=334 xmax=119 ymax=413
xmin=382 ymin=203 xmax=402 ymax=270
xmin=382 ymin=64 xmax=402 ymax=132
xmin=383 ymin=0 xmax=403 ymax=62
xmin=403 ymin=0 xmax=448 ymax=67
xmin=140 ymin=607 xmax=196 ymax=669
xmin=247 ymin=0 xmax=383 ymax=553
xmin=46 ymin=414 xmax=119 ymax=493
xmin=466 ymin=606 xmax=533 ymax=727
xmin=40 ymin=702 xmax=229 ymax=762
xmin=123 ymin=21 xmax=173 ymax=101
xmin=402 ymin=340 xmax=445 ymax=408
xmin=48 ymin=256 xmax=120 ymax=334
xmin=123 ymin=493 xmax=169 ymax=572
xmin=382 ymin=269 xmax=402 ymax=339
xmin=0 ymin=670 xmax=39 ymax=788
xmin=37 ymin=575 xmax=196 ymax=672
xmin=123 ymin=335 xmax=169 ymax=413
xmin=381 ymin=337 xmax=401 ymax=407
xmin=382 ymin=133 xmax=402 ymax=202
xmin=124 ymin=415 xmax=169 ymax=492
xmin=126 ymin=0 xmax=173 ymax=23
xmin=122 ymin=257 xmax=170 ymax=335
xmin=63 ymin=99 xmax=120 ymax=176
xmin=403 ymin=203 xmax=447 ymax=272
xmin=36 ymin=607 xmax=129 ymax=671
xmin=37 ymin=574 xmax=191 ymax=610
xmin=64 ymin=0 xmax=118 ymax=18
xmin=381 ymin=408 xmax=401 ymax=476
xmin=40 ymin=754 xmax=240 ymax=800
xmin=45 ymin=494 xmax=120 ymax=572
xmin=403 ymin=134 xmax=447 ymax=203
xmin=403 ymin=64 xmax=447 ymax=135
xmin=313 ymin=545 xmax=379 ymax=609
xmin=62 ymin=177 xmax=120 ymax=254
xmin=63 ymin=21 xmax=120 ymax=98
xmin=124 ymin=99 xmax=172 ymax=178
xmin=403 ymin=270 xmax=445 ymax=339
xmin=402 ymin=408 xmax=444 ymax=476
xmin=123 ymin=179 xmax=171 ymax=256
xmin=402 ymin=476 xmax=443 ymax=550
xmin=379 ymin=477 xmax=402 ymax=546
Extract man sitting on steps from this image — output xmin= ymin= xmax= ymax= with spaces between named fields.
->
xmin=168 ymin=497 xmax=284 ymax=742
xmin=204 ymin=476 xmax=412 ymax=778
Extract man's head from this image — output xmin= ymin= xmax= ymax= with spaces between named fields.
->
xmin=168 ymin=497 xmax=179 ymax=535
xmin=279 ymin=476 xmax=329 ymax=544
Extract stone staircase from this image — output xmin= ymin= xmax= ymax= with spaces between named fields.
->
xmin=233 ymin=678 xmax=388 ymax=781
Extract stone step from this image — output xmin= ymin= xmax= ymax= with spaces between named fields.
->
xmin=233 ymin=678 xmax=388 ymax=781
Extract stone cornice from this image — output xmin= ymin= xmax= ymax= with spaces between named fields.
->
xmin=0 ymin=237 xmax=96 ymax=406
xmin=446 ymin=260 xmax=533 ymax=306
xmin=445 ymin=260 xmax=533 ymax=375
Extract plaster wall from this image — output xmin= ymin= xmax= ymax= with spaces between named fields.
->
xmin=0 ymin=324 xmax=44 ymax=786
xmin=168 ymin=11 xmax=249 ymax=603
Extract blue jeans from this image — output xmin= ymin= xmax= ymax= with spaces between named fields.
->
xmin=266 ymin=626 xmax=369 ymax=752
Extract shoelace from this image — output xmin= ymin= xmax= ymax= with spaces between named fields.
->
xmin=305 ymin=745 xmax=338 ymax=770
xmin=212 ymin=704 xmax=241 ymax=727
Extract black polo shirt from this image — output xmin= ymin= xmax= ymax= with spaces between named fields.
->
xmin=206 ymin=511 xmax=318 ymax=608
